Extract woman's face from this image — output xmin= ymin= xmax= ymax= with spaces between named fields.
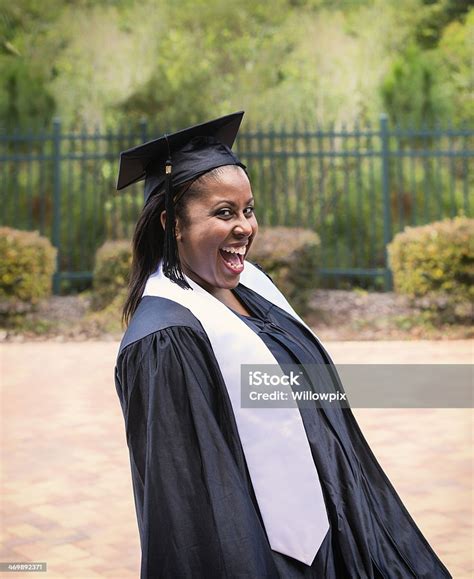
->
xmin=175 ymin=166 xmax=258 ymax=296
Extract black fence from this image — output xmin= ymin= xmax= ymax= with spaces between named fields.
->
xmin=1 ymin=115 xmax=472 ymax=292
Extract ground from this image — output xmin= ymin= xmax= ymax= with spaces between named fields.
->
xmin=306 ymin=289 xmax=472 ymax=340
xmin=1 ymin=289 xmax=472 ymax=341
xmin=1 ymin=340 xmax=472 ymax=578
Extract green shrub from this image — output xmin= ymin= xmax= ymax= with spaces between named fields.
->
xmin=388 ymin=216 xmax=474 ymax=304
xmin=250 ymin=226 xmax=320 ymax=315
xmin=92 ymin=240 xmax=132 ymax=310
xmin=0 ymin=227 xmax=57 ymax=311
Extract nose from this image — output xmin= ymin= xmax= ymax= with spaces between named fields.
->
xmin=233 ymin=211 xmax=254 ymax=237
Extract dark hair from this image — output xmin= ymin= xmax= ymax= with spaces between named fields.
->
xmin=122 ymin=164 xmax=246 ymax=326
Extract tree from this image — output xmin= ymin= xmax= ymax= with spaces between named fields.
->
xmin=435 ymin=8 xmax=473 ymax=124
xmin=415 ymin=0 xmax=472 ymax=48
xmin=0 ymin=2 xmax=63 ymax=128
xmin=380 ymin=43 xmax=451 ymax=126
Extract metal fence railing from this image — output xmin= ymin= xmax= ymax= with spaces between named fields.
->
xmin=1 ymin=115 xmax=472 ymax=293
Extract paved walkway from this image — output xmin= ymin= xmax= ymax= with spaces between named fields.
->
xmin=1 ymin=340 xmax=472 ymax=578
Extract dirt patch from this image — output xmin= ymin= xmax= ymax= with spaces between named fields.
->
xmin=306 ymin=290 xmax=472 ymax=340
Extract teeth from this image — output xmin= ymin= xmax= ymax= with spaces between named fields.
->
xmin=221 ymin=246 xmax=246 ymax=255
xmin=223 ymin=259 xmax=242 ymax=270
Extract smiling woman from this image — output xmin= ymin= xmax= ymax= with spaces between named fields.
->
xmin=171 ymin=165 xmax=258 ymax=302
xmin=114 ymin=112 xmax=452 ymax=579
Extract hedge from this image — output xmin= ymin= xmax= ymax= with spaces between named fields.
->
xmin=0 ymin=227 xmax=57 ymax=311
xmin=92 ymin=240 xmax=132 ymax=310
xmin=250 ymin=226 xmax=320 ymax=314
xmin=387 ymin=216 xmax=473 ymax=303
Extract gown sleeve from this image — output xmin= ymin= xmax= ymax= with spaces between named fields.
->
xmin=114 ymin=325 xmax=279 ymax=579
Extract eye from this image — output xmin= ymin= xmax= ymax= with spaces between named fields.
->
xmin=215 ymin=205 xmax=255 ymax=218
xmin=216 ymin=208 xmax=233 ymax=218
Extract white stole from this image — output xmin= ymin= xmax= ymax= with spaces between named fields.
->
xmin=143 ymin=260 xmax=330 ymax=565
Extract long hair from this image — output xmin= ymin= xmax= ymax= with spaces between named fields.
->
xmin=122 ymin=165 xmax=246 ymax=327
xmin=122 ymin=191 xmax=166 ymax=327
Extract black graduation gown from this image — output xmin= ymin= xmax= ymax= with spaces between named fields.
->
xmin=114 ymin=283 xmax=452 ymax=579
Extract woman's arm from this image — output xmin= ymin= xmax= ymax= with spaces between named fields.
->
xmin=115 ymin=326 xmax=279 ymax=579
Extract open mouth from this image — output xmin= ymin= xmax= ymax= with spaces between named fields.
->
xmin=219 ymin=246 xmax=246 ymax=274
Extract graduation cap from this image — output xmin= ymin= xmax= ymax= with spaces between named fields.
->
xmin=116 ymin=111 xmax=246 ymax=289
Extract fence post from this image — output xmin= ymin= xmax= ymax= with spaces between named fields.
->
xmin=380 ymin=113 xmax=393 ymax=290
xmin=140 ymin=117 xmax=148 ymax=206
xmin=52 ymin=118 xmax=62 ymax=294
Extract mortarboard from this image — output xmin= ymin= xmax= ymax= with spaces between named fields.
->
xmin=116 ymin=111 xmax=245 ymax=203
xmin=116 ymin=111 xmax=246 ymax=289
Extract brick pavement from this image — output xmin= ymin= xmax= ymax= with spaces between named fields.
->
xmin=1 ymin=340 xmax=472 ymax=578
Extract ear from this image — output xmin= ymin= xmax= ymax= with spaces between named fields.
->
xmin=175 ymin=217 xmax=182 ymax=241
xmin=162 ymin=210 xmax=182 ymax=240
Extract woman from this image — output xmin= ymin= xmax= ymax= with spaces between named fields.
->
xmin=114 ymin=112 xmax=451 ymax=578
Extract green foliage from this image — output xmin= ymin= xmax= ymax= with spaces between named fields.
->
xmin=380 ymin=43 xmax=450 ymax=126
xmin=0 ymin=58 xmax=55 ymax=129
xmin=1 ymin=0 xmax=473 ymax=294
xmin=0 ymin=226 xmax=57 ymax=308
xmin=0 ymin=1 xmax=63 ymax=128
xmin=434 ymin=9 xmax=474 ymax=125
xmin=92 ymin=240 xmax=132 ymax=310
xmin=388 ymin=216 xmax=474 ymax=303
xmin=1 ymin=0 xmax=472 ymax=130
xmin=250 ymin=226 xmax=320 ymax=314
xmin=115 ymin=0 xmax=291 ymax=128
xmin=415 ymin=0 xmax=472 ymax=48
xmin=379 ymin=4 xmax=473 ymax=126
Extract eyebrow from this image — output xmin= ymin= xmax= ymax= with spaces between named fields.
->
xmin=213 ymin=197 xmax=254 ymax=207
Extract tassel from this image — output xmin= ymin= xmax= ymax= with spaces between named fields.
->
xmin=162 ymin=159 xmax=191 ymax=289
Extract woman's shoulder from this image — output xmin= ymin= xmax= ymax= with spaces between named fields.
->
xmin=118 ymin=295 xmax=206 ymax=359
